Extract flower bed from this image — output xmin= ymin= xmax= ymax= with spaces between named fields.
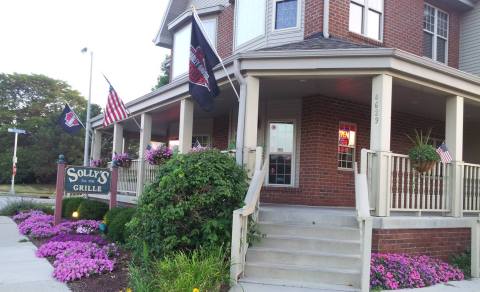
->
xmin=13 ymin=210 xmax=118 ymax=283
xmin=370 ymin=253 xmax=464 ymax=290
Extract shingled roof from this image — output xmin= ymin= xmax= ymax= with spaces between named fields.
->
xmin=259 ymin=33 xmax=378 ymax=51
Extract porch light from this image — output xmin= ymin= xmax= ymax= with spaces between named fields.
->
xmin=72 ymin=211 xmax=79 ymax=218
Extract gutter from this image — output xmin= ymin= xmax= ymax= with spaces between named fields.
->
xmin=323 ymin=0 xmax=330 ymax=38
xmin=233 ymin=59 xmax=246 ymax=166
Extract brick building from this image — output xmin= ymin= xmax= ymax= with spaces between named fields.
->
xmin=90 ymin=1 xmax=480 ymax=290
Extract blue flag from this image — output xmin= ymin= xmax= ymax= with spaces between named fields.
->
xmin=58 ymin=104 xmax=83 ymax=134
xmin=189 ymin=14 xmax=220 ymax=111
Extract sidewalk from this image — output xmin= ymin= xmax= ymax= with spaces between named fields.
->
xmin=0 ymin=216 xmax=69 ymax=292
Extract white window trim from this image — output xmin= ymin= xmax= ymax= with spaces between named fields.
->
xmin=192 ymin=134 xmax=211 ymax=147
xmin=337 ymin=121 xmax=357 ymax=171
xmin=266 ymin=120 xmax=297 ymax=187
xmin=234 ymin=0 xmax=267 ymax=50
xmin=349 ymin=0 xmax=384 ymax=42
xmin=423 ymin=3 xmax=449 ymax=64
xmin=272 ymin=0 xmax=301 ymax=32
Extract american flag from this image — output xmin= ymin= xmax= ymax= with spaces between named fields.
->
xmin=103 ymin=83 xmax=129 ymax=127
xmin=436 ymin=142 xmax=453 ymax=164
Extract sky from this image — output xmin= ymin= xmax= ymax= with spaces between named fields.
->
xmin=0 ymin=0 xmax=169 ymax=108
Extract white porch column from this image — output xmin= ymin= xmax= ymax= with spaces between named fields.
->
xmin=243 ymin=76 xmax=260 ymax=177
xmin=136 ymin=113 xmax=152 ymax=196
xmin=446 ymin=95 xmax=464 ymax=217
xmin=179 ymin=98 xmax=194 ymax=154
xmin=370 ymin=74 xmax=393 ymax=217
xmin=112 ymin=123 xmax=124 ymax=158
xmin=92 ymin=130 xmax=102 ymax=160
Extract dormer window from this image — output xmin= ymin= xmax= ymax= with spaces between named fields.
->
xmin=423 ymin=4 xmax=448 ymax=64
xmin=171 ymin=17 xmax=217 ymax=79
xmin=235 ymin=0 xmax=266 ymax=48
xmin=273 ymin=0 xmax=299 ymax=30
xmin=349 ymin=0 xmax=383 ymax=41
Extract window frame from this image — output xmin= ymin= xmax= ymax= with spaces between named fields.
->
xmin=423 ymin=3 xmax=449 ymax=64
xmin=234 ymin=0 xmax=267 ymax=49
xmin=192 ymin=135 xmax=211 ymax=148
xmin=272 ymin=0 xmax=301 ymax=32
xmin=337 ymin=121 xmax=357 ymax=171
xmin=349 ymin=0 xmax=384 ymax=42
xmin=266 ymin=120 xmax=296 ymax=187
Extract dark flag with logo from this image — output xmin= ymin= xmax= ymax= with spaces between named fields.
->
xmin=58 ymin=104 xmax=83 ymax=134
xmin=189 ymin=14 xmax=220 ymax=111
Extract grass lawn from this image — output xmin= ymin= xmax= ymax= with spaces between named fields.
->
xmin=0 ymin=184 xmax=55 ymax=197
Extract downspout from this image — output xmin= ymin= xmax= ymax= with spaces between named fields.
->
xmin=323 ymin=0 xmax=330 ymax=38
xmin=234 ymin=59 xmax=246 ymax=166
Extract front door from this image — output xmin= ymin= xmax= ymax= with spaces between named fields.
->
xmin=267 ymin=122 xmax=295 ymax=186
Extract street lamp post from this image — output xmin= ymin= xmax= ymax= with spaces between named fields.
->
xmin=8 ymin=128 xmax=27 ymax=195
xmin=82 ymin=47 xmax=93 ymax=166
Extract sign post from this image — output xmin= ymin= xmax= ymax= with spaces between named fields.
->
xmin=54 ymin=155 xmax=66 ymax=225
xmin=8 ymin=128 xmax=27 ymax=195
xmin=110 ymin=162 xmax=119 ymax=209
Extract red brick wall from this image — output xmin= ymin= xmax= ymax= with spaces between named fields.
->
xmin=212 ymin=115 xmax=229 ymax=150
xmin=305 ymin=0 xmax=460 ymax=68
xmin=261 ymin=95 xmax=445 ymax=207
xmin=372 ymin=228 xmax=471 ymax=261
xmin=217 ymin=4 xmax=234 ymax=59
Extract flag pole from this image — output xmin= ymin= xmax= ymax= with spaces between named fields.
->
xmin=191 ymin=6 xmax=240 ymax=101
xmin=83 ymin=50 xmax=93 ymax=166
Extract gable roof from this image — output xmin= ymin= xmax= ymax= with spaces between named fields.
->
xmin=154 ymin=0 xmax=228 ymax=48
xmin=258 ymin=33 xmax=377 ymax=52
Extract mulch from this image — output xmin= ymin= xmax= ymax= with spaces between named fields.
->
xmin=29 ymin=236 xmax=131 ymax=292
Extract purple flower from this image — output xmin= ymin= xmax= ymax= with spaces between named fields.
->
xmin=48 ymin=234 xmax=108 ymax=246
xmin=145 ymin=146 xmax=173 ymax=165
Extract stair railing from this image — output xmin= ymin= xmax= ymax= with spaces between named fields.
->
xmin=355 ymin=162 xmax=373 ymax=292
xmin=230 ymin=146 xmax=268 ymax=283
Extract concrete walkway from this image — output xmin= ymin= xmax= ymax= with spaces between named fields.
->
xmin=0 ymin=216 xmax=70 ymax=292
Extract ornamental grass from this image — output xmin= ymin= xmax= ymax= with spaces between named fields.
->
xmin=371 ymin=253 xmax=464 ymax=290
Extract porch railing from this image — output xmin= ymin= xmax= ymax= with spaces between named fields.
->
xmin=230 ymin=147 xmax=267 ymax=283
xmin=108 ymin=159 xmax=159 ymax=196
xmin=461 ymin=162 xmax=480 ymax=213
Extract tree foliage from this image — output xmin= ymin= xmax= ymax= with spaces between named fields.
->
xmin=0 ymin=73 xmax=101 ymax=184
xmin=151 ymin=55 xmax=171 ymax=91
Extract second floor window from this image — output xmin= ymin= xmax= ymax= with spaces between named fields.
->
xmin=274 ymin=0 xmax=299 ymax=30
xmin=423 ymin=4 xmax=448 ymax=64
xmin=235 ymin=0 xmax=266 ymax=48
xmin=349 ymin=0 xmax=383 ymax=41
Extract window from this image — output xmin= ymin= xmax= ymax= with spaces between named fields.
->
xmin=268 ymin=122 xmax=295 ymax=186
xmin=235 ymin=0 xmax=266 ymax=47
xmin=423 ymin=4 xmax=448 ymax=64
xmin=349 ymin=0 xmax=383 ymax=41
xmin=274 ymin=0 xmax=299 ymax=30
xmin=192 ymin=135 xmax=210 ymax=148
xmin=171 ymin=18 xmax=217 ymax=79
xmin=338 ymin=122 xmax=357 ymax=170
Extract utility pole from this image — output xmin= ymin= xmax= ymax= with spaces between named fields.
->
xmin=82 ymin=47 xmax=93 ymax=166
xmin=8 ymin=128 xmax=26 ymax=195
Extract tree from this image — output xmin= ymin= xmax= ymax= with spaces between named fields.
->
xmin=0 ymin=73 xmax=101 ymax=184
xmin=152 ymin=55 xmax=171 ymax=91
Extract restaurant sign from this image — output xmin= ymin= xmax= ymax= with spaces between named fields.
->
xmin=64 ymin=166 xmax=111 ymax=194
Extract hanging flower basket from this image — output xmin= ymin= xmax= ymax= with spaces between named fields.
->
xmin=89 ymin=159 xmax=108 ymax=168
xmin=407 ymin=129 xmax=440 ymax=174
xmin=145 ymin=146 xmax=173 ymax=165
xmin=413 ymin=160 xmax=437 ymax=173
xmin=112 ymin=153 xmax=132 ymax=168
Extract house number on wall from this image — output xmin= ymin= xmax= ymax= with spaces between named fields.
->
xmin=374 ymin=94 xmax=380 ymax=124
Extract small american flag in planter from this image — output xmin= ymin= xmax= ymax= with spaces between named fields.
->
xmin=436 ymin=142 xmax=453 ymax=164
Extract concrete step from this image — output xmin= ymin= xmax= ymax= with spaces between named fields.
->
xmin=253 ymin=235 xmax=361 ymax=255
xmin=258 ymin=221 xmax=360 ymax=240
xmin=259 ymin=206 xmax=357 ymax=227
xmin=244 ymin=262 xmax=360 ymax=287
xmin=235 ymin=277 xmax=360 ymax=291
xmin=246 ymin=247 xmax=362 ymax=270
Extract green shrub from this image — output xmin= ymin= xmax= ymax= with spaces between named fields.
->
xmin=62 ymin=197 xmax=85 ymax=218
xmin=152 ymin=247 xmax=229 ymax=292
xmin=77 ymin=199 xmax=109 ymax=220
xmin=407 ymin=129 xmax=440 ymax=162
xmin=127 ymin=150 xmax=247 ymax=257
xmin=104 ymin=207 xmax=126 ymax=225
xmin=450 ymin=250 xmax=471 ymax=278
xmin=0 ymin=200 xmax=54 ymax=216
xmin=128 ymin=244 xmax=155 ymax=292
xmin=107 ymin=208 xmax=136 ymax=243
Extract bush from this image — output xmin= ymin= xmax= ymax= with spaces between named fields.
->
xmin=450 ymin=250 xmax=471 ymax=279
xmin=371 ymin=253 xmax=464 ymax=290
xmin=127 ymin=150 xmax=247 ymax=257
xmin=107 ymin=208 xmax=136 ymax=243
xmin=0 ymin=200 xmax=54 ymax=216
xmin=77 ymin=199 xmax=109 ymax=220
xmin=153 ymin=247 xmax=229 ymax=292
xmin=104 ymin=207 xmax=126 ymax=226
xmin=62 ymin=197 xmax=85 ymax=218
